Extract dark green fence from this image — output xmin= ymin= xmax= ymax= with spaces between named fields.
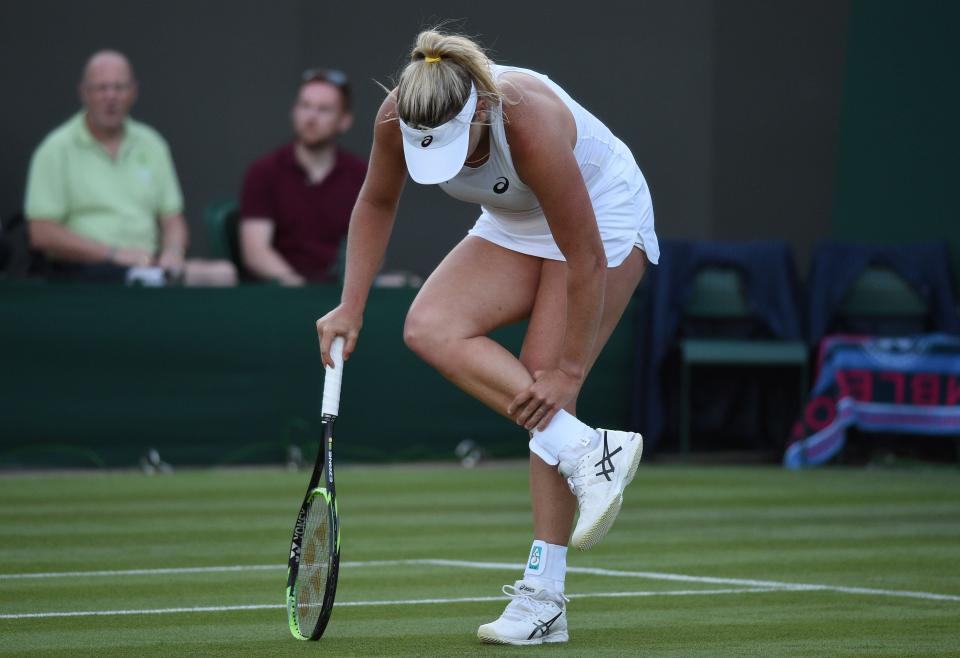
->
xmin=0 ymin=284 xmax=637 ymax=467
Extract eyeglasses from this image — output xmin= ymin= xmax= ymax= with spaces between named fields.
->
xmin=301 ymin=68 xmax=351 ymax=110
xmin=84 ymin=82 xmax=135 ymax=95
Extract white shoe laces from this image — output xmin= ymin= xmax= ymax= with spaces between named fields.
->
xmin=564 ymin=453 xmax=592 ymax=500
xmin=501 ymin=584 xmax=569 ymax=615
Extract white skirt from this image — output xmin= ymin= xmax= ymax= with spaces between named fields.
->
xmin=466 ymin=178 xmax=659 ymax=268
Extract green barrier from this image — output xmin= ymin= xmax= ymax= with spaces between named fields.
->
xmin=0 ymin=283 xmax=637 ymax=467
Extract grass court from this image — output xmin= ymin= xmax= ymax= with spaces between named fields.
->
xmin=2 ymin=462 xmax=959 ymax=656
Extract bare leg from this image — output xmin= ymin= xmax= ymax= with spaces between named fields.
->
xmin=524 ymin=248 xmax=647 ymax=545
xmin=404 ymin=237 xmax=546 ymax=416
xmin=405 ymin=238 xmax=647 ymax=546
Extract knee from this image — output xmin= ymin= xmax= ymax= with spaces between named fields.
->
xmin=403 ymin=305 xmax=453 ymax=363
xmin=403 ymin=306 xmax=434 ymax=358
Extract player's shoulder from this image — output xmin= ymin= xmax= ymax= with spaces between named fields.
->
xmin=499 ymin=75 xmax=572 ymax=155
xmin=375 ymin=88 xmax=399 ymax=121
xmin=366 ymin=89 xmax=404 ymax=161
xmin=499 ymin=71 xmax=565 ymax=124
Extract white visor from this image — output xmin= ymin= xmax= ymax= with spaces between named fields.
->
xmin=398 ymin=83 xmax=478 ymax=185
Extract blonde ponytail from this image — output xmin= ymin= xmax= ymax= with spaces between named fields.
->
xmin=396 ymin=28 xmax=503 ymax=129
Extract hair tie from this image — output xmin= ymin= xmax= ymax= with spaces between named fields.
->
xmin=424 ymin=55 xmax=442 ymax=63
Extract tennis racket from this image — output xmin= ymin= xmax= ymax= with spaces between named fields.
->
xmin=286 ymin=336 xmax=344 ymax=641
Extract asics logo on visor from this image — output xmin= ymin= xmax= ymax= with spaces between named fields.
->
xmin=398 ymin=82 xmax=477 ymax=184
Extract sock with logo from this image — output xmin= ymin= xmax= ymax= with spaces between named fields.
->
xmin=523 ymin=539 xmax=568 ymax=594
xmin=528 ymin=410 xmax=599 ymax=467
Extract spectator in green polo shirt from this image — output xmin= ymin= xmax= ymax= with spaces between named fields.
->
xmin=25 ymin=50 xmax=236 ymax=286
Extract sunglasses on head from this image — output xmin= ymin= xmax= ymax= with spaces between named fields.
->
xmin=301 ymin=68 xmax=352 ymax=110
xmin=302 ymin=68 xmax=349 ymax=87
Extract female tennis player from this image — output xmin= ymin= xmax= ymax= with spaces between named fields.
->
xmin=315 ymin=28 xmax=659 ymax=645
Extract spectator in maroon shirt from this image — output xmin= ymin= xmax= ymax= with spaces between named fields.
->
xmin=240 ymin=69 xmax=367 ymax=284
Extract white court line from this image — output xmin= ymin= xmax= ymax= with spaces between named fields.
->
xmin=0 ymin=564 xmax=280 ymax=580
xmin=0 ymin=560 xmax=425 ymax=580
xmin=3 ymin=558 xmax=958 ymax=603
xmin=0 ymin=588 xmax=782 ymax=620
xmin=399 ymin=559 xmax=960 ymax=603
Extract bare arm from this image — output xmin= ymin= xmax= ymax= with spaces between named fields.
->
xmin=316 ymin=93 xmax=408 ymax=364
xmin=505 ymin=77 xmax=607 ymax=380
xmin=156 ymin=213 xmax=189 ymax=271
xmin=502 ymin=75 xmax=607 ymax=428
xmin=239 ymin=219 xmax=304 ymax=285
xmin=28 ymin=218 xmax=152 ymax=266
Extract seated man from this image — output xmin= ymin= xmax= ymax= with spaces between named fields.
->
xmin=240 ymin=68 xmax=367 ymax=285
xmin=25 ymin=50 xmax=235 ymax=286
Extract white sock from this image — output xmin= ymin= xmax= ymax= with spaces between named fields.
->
xmin=523 ymin=540 xmax=568 ymax=593
xmin=528 ymin=410 xmax=599 ymax=466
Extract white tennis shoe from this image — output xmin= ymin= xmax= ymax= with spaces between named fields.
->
xmin=560 ymin=429 xmax=643 ymax=551
xmin=477 ymin=580 xmax=569 ymax=645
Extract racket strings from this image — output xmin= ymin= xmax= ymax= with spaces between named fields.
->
xmin=295 ymin=499 xmax=332 ymax=628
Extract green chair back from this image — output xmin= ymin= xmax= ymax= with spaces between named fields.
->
xmin=203 ymin=200 xmax=242 ymax=269
xmin=684 ymin=268 xmax=752 ymax=318
xmin=839 ymin=267 xmax=928 ymax=317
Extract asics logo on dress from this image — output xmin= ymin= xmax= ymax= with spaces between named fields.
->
xmin=594 ymin=431 xmax=622 ymax=481
xmin=493 ymin=177 xmax=510 ymax=194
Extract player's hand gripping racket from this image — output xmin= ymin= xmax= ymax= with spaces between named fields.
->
xmin=286 ymin=336 xmax=344 ymax=640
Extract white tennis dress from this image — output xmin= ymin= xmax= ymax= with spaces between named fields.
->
xmin=439 ymin=64 xmax=659 ymax=267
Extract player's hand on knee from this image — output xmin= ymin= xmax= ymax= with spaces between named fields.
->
xmin=315 ymin=304 xmax=363 ymax=367
xmin=508 ymin=369 xmax=581 ymax=431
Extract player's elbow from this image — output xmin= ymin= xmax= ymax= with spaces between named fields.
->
xmin=566 ymin=248 xmax=606 ymax=278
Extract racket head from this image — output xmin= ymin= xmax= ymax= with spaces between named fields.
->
xmin=286 ymin=486 xmax=340 ymax=640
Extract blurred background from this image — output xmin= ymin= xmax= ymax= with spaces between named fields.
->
xmin=1 ymin=0 xmax=958 ymax=469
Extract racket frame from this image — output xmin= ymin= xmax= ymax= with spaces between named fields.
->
xmin=286 ymin=338 xmax=344 ymax=641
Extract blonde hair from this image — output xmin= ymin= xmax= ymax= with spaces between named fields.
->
xmin=395 ymin=29 xmax=503 ymax=129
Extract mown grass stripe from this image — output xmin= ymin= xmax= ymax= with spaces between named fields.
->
xmin=0 ymin=588 xmax=788 ymax=620
xmin=4 ymin=558 xmax=958 ymax=602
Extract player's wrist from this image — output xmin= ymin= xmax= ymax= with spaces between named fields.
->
xmin=339 ymin=298 xmax=366 ymax=318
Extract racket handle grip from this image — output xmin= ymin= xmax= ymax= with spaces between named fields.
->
xmin=322 ymin=336 xmax=345 ymax=417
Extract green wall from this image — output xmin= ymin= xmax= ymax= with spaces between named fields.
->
xmin=0 ymin=284 xmax=637 ymax=468
xmin=834 ymin=0 xmax=960 ymax=281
